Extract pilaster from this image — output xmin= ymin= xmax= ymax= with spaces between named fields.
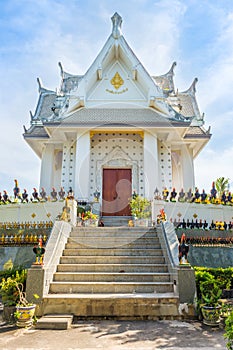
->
xmin=74 ymin=130 xmax=90 ymax=199
xmin=61 ymin=140 xmax=76 ymax=193
xmin=40 ymin=144 xmax=54 ymax=192
xmin=144 ymin=131 xmax=159 ymax=199
xmin=181 ymin=145 xmax=195 ymax=191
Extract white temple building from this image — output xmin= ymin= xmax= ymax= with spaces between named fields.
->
xmin=23 ymin=12 xmax=211 ymax=217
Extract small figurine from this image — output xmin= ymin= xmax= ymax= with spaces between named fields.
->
xmin=13 ymin=179 xmax=20 ymax=199
xmin=32 ymin=188 xmax=40 ymax=202
xmin=201 ymin=189 xmax=207 ymax=202
xmin=93 ymin=189 xmax=101 ymax=202
xmin=22 ymin=189 xmax=29 ymax=203
xmin=58 ymin=187 xmax=66 ymax=200
xmin=33 ymin=238 xmax=45 ymax=265
xmin=3 ymin=190 xmax=11 ymax=203
xmin=178 ymin=188 xmax=185 ymax=202
xmin=51 ymin=187 xmax=57 ymax=201
xmin=60 ymin=199 xmax=71 ymax=222
xmin=98 ymin=219 xmax=104 ymax=227
xmin=170 ymin=188 xmax=177 ymax=202
xmin=128 ymin=219 xmax=134 ymax=227
xmin=67 ymin=187 xmax=74 ymax=199
xmin=178 ymin=233 xmax=189 ymax=264
xmin=210 ymin=181 xmax=217 ymax=200
xmin=162 ymin=187 xmax=169 ymax=201
xmin=157 ymin=208 xmax=166 ymax=223
xmin=40 ymin=187 xmax=47 ymax=201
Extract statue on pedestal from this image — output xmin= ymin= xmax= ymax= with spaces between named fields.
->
xmin=178 ymin=233 xmax=189 ymax=264
xmin=33 ymin=238 xmax=45 ymax=265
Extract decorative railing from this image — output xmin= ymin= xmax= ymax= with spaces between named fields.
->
xmin=0 ymin=221 xmax=53 ymax=246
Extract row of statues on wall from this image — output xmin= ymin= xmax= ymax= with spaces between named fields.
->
xmin=157 ymin=182 xmax=232 ymax=204
xmin=0 ymin=179 xmax=74 ymax=203
xmin=173 ymin=218 xmax=233 ymax=231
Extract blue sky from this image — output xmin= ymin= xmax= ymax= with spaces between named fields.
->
xmin=0 ymin=0 xmax=233 ymax=196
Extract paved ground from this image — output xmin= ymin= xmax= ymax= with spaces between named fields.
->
xmin=0 ymin=318 xmax=227 ymax=350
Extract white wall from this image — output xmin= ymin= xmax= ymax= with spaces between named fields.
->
xmin=153 ymin=199 xmax=233 ymax=224
xmin=0 ymin=201 xmax=64 ymax=223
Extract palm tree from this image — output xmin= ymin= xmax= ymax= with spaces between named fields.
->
xmin=215 ymin=177 xmax=229 ymax=197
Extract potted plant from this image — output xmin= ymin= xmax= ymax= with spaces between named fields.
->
xmin=14 ymin=282 xmax=39 ymax=328
xmin=82 ymin=211 xmax=99 ymax=226
xmin=199 ymin=279 xmax=222 ymax=326
xmin=0 ymin=269 xmax=27 ymax=323
xmin=129 ymin=196 xmax=151 ymax=226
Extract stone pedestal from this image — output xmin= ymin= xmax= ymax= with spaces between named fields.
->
xmin=178 ymin=265 xmax=196 ymax=303
xmin=26 ymin=265 xmax=45 ymax=316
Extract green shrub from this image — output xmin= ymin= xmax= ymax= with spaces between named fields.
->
xmin=129 ymin=196 xmax=151 ymax=219
xmin=0 ymin=269 xmax=27 ymax=306
xmin=225 ymin=311 xmax=233 ymax=350
xmin=194 ymin=267 xmax=233 ymax=295
xmin=0 ymin=265 xmax=26 ymax=283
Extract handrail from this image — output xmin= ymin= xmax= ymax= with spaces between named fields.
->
xmin=160 ymin=221 xmax=179 ymax=268
xmin=43 ymin=220 xmax=72 ymax=295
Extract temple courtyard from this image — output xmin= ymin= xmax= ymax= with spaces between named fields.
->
xmin=0 ymin=317 xmax=226 ymax=350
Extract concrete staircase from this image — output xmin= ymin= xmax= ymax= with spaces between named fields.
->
xmin=41 ymin=226 xmax=180 ymax=319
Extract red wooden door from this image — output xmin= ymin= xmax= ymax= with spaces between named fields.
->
xmin=102 ymin=169 xmax=132 ymax=216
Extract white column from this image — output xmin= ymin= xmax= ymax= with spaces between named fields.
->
xmin=40 ymin=144 xmax=54 ymax=192
xmin=74 ymin=130 xmax=90 ymax=199
xmin=61 ymin=141 xmax=76 ymax=193
xmin=181 ymin=145 xmax=195 ymax=191
xmin=144 ymin=131 xmax=159 ymax=199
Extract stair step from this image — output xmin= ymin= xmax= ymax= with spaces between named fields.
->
xmin=66 ymin=240 xmax=160 ymax=249
xmin=62 ymin=248 xmax=163 ymax=256
xmin=60 ymin=255 xmax=165 ymax=264
xmin=100 ymin=216 xmax=132 ymax=227
xmin=49 ymin=281 xmax=174 ymax=294
xmin=70 ymin=228 xmax=157 ymax=238
xmin=57 ymin=263 xmax=168 ymax=273
xmin=42 ymin=293 xmax=180 ymax=318
xmin=53 ymin=272 xmax=171 ymax=282
xmin=65 ymin=243 xmax=161 ymax=249
xmin=36 ymin=314 xmax=73 ymax=330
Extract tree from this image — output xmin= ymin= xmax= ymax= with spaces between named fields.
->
xmin=215 ymin=177 xmax=229 ymax=197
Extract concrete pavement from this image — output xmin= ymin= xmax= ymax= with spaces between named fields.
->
xmin=0 ymin=318 xmax=227 ymax=350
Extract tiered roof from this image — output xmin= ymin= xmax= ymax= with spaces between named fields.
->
xmin=24 ymin=12 xmax=211 ymax=157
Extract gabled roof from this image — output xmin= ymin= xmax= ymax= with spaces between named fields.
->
xmin=25 ymin=12 xmax=210 ymax=142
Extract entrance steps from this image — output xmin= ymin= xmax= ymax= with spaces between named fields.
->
xmin=41 ymin=227 xmax=180 ymax=319
xmin=101 ymin=216 xmax=132 ymax=226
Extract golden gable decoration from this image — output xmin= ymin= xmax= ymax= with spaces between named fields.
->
xmin=111 ymin=72 xmax=124 ymax=90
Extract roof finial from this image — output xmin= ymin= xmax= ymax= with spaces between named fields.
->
xmin=169 ymin=62 xmax=177 ymax=75
xmin=189 ymin=78 xmax=198 ymax=94
xmin=37 ymin=77 xmax=42 ymax=92
xmin=111 ymin=12 xmax=122 ymax=39
xmin=58 ymin=62 xmax=64 ymax=77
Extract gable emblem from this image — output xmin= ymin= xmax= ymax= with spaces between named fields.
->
xmin=111 ymin=72 xmax=124 ymax=90
xmin=106 ymin=72 xmax=128 ymax=94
